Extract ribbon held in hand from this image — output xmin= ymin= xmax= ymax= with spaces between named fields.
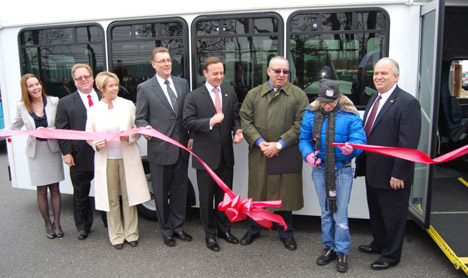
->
xmin=331 ymin=143 xmax=468 ymax=164
xmin=1 ymin=127 xmax=287 ymax=230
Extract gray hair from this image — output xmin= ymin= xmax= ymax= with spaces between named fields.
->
xmin=377 ymin=57 xmax=400 ymax=75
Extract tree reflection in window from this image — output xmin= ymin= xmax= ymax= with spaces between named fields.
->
xmin=289 ymin=10 xmax=388 ymax=107
xmin=194 ymin=14 xmax=283 ymax=103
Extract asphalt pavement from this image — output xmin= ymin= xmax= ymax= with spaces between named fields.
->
xmin=0 ymin=141 xmax=465 ymax=278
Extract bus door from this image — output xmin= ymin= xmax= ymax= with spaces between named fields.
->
xmin=414 ymin=0 xmax=468 ymax=275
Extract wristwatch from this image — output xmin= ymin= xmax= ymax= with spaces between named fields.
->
xmin=276 ymin=141 xmax=283 ymax=151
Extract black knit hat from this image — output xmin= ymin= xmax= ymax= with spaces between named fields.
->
xmin=317 ymin=79 xmax=341 ymax=102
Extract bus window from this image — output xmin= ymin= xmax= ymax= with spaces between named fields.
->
xmin=193 ymin=13 xmax=284 ymax=103
xmin=108 ymin=19 xmax=189 ymax=102
xmin=288 ymin=9 xmax=389 ymax=107
xmin=19 ymin=25 xmax=105 ymax=98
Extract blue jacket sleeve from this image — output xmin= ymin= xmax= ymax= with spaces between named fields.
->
xmin=345 ymin=113 xmax=367 ymax=158
xmin=299 ymin=109 xmax=315 ymax=160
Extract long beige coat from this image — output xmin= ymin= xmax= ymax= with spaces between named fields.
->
xmin=86 ymin=97 xmax=150 ymax=212
xmin=240 ymin=81 xmax=309 ymax=211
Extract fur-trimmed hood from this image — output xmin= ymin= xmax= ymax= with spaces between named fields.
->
xmin=308 ymin=95 xmax=358 ymax=114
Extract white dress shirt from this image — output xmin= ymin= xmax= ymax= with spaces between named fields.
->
xmin=78 ymin=89 xmax=99 ymax=110
xmin=156 ymin=74 xmax=177 ymax=110
xmin=365 ymin=84 xmax=397 ymax=127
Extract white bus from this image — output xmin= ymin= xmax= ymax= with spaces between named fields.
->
xmin=1 ymin=0 xmax=467 ymax=274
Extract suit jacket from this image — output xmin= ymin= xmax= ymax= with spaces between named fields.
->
xmin=55 ymin=91 xmax=101 ymax=172
xmin=183 ymin=85 xmax=241 ymax=170
xmin=86 ymin=97 xmax=150 ymax=211
xmin=355 ymin=85 xmax=421 ymax=189
xmin=10 ymin=96 xmax=61 ymax=158
xmin=135 ymin=75 xmax=189 ymax=165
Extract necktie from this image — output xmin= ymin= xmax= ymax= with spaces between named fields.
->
xmin=87 ymin=94 xmax=94 ymax=107
xmin=364 ymin=95 xmax=382 ymax=136
xmin=214 ymin=87 xmax=222 ymax=113
xmin=164 ymin=80 xmax=178 ymax=112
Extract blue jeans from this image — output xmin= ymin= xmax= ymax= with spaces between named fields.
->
xmin=312 ymin=166 xmax=353 ymax=254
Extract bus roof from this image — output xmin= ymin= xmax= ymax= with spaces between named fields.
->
xmin=0 ymin=0 xmax=423 ymax=28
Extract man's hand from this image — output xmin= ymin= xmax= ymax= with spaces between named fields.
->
xmin=63 ymin=153 xmax=75 ymax=167
xmin=187 ymin=139 xmax=193 ymax=151
xmin=260 ymin=141 xmax=279 ymax=158
xmin=211 ymin=113 xmax=224 ymax=126
xmin=233 ymin=129 xmax=243 ymax=144
xmin=143 ymin=125 xmax=152 ymax=139
xmin=390 ymin=177 xmax=405 ymax=190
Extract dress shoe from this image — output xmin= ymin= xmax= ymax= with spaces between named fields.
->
xmin=53 ymin=223 xmax=64 ymax=238
xmin=77 ymin=230 xmax=88 ymax=240
xmin=206 ymin=237 xmax=220 ymax=252
xmin=281 ymin=237 xmax=297 ymax=251
xmin=173 ymin=230 xmax=192 ymax=242
xmin=127 ymin=240 xmax=138 ymax=247
xmin=45 ymin=226 xmax=56 ymax=239
xmin=217 ymin=232 xmax=239 ymax=244
xmin=240 ymin=232 xmax=259 ymax=246
xmin=336 ymin=253 xmax=348 ymax=273
xmin=358 ymin=244 xmax=380 ymax=254
xmin=163 ymin=236 xmax=176 ymax=247
xmin=370 ymin=259 xmax=392 ymax=270
xmin=113 ymin=243 xmax=124 ymax=250
xmin=316 ymin=246 xmax=336 ymax=265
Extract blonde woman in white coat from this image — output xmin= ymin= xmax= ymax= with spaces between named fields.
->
xmin=86 ymin=71 xmax=150 ymax=249
xmin=10 ymin=74 xmax=65 ymax=239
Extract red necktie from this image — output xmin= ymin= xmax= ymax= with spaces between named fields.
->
xmin=87 ymin=94 xmax=94 ymax=107
xmin=364 ymin=95 xmax=381 ymax=136
xmin=214 ymin=87 xmax=222 ymax=113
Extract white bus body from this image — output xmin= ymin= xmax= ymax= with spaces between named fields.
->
xmin=0 ymin=0 xmax=435 ymax=219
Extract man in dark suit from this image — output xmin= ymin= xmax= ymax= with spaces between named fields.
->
xmin=355 ymin=58 xmax=421 ymax=270
xmin=55 ymin=64 xmax=101 ymax=240
xmin=135 ymin=47 xmax=192 ymax=247
xmin=183 ymin=57 xmax=243 ymax=252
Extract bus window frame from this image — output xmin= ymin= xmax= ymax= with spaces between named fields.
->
xmin=107 ymin=17 xmax=190 ymax=83
xmin=286 ymin=7 xmax=390 ymax=108
xmin=191 ymin=12 xmax=284 ymax=92
xmin=17 ymin=23 xmax=106 ymax=84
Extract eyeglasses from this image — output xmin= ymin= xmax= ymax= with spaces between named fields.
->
xmin=270 ymin=68 xmax=290 ymax=75
xmin=74 ymin=74 xmax=92 ymax=81
xmin=154 ymin=59 xmax=172 ymax=64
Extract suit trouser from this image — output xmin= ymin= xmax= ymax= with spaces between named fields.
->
xmin=196 ymin=157 xmax=233 ymax=238
xmin=366 ymin=183 xmax=411 ymax=265
xmin=69 ymin=167 xmax=94 ymax=232
xmin=106 ymin=159 xmax=138 ymax=245
xmin=149 ymin=152 xmax=188 ymax=237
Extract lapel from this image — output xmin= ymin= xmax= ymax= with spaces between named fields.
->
xmin=151 ymin=75 xmax=175 ymax=114
xmin=72 ymin=91 xmax=87 ymax=119
xmin=220 ymin=86 xmax=229 ymax=114
xmin=371 ymin=86 xmax=399 ymax=134
xmin=201 ymin=86 xmax=217 ymax=115
xmin=172 ymin=77 xmax=184 ymax=113
xmin=44 ymin=97 xmax=53 ymax=126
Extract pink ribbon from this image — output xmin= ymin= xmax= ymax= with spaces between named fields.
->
xmin=332 ymin=143 xmax=468 ymax=164
xmin=1 ymin=127 xmax=287 ymax=230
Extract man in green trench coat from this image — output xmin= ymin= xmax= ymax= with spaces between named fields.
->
xmin=239 ymin=56 xmax=309 ymax=251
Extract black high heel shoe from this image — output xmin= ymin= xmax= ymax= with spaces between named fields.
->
xmin=46 ymin=226 xmax=56 ymax=239
xmin=53 ymin=222 xmax=64 ymax=238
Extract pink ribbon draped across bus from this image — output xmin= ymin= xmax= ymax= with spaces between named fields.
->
xmin=0 ymin=127 xmax=287 ymax=231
